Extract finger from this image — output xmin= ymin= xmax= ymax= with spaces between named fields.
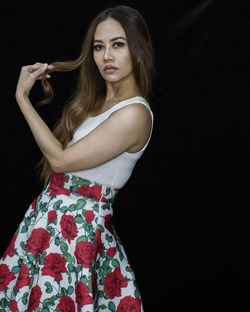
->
xmin=25 ymin=63 xmax=44 ymax=73
xmin=37 ymin=73 xmax=51 ymax=80
xmin=30 ymin=63 xmax=48 ymax=78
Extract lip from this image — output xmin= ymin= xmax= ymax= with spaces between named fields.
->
xmin=104 ymin=65 xmax=118 ymax=73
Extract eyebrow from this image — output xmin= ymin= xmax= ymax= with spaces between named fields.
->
xmin=93 ymin=36 xmax=127 ymax=43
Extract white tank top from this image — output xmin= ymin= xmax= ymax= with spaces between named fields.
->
xmin=66 ymin=96 xmax=154 ymax=189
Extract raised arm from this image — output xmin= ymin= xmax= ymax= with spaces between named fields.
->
xmin=15 ymin=63 xmax=152 ymax=173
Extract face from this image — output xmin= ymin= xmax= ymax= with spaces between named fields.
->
xmin=93 ymin=18 xmax=134 ymax=85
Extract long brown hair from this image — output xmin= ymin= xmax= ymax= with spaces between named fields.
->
xmin=39 ymin=5 xmax=155 ymax=186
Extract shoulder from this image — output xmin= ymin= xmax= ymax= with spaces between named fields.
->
xmin=108 ymin=102 xmax=152 ymax=127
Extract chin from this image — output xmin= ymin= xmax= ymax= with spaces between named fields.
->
xmin=103 ymin=73 xmax=133 ymax=84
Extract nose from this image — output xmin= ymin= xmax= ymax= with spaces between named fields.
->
xmin=103 ymin=46 xmax=114 ymax=62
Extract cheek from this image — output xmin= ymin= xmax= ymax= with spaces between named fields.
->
xmin=93 ymin=54 xmax=101 ymax=69
xmin=120 ymin=52 xmax=133 ymax=70
xmin=124 ymin=56 xmax=133 ymax=72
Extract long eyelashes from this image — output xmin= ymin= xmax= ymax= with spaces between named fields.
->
xmin=93 ymin=42 xmax=125 ymax=51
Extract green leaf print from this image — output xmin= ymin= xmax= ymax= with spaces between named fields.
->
xmin=63 ymin=252 xmax=72 ymax=263
xmin=101 ymin=203 xmax=110 ymax=210
xmin=46 ymin=225 xmax=55 ymax=237
xmin=61 ymin=287 xmax=67 ymax=296
xmin=21 ymin=225 xmax=28 ymax=233
xmin=20 ymin=241 xmax=26 ymax=251
xmin=97 ymin=290 xmax=105 ymax=298
xmin=66 ymin=271 xmax=72 ymax=284
xmin=69 ymin=204 xmax=76 ymax=211
xmin=111 ymin=259 xmax=120 ymax=268
xmin=24 ymin=217 xmax=31 ymax=226
xmin=11 ymin=266 xmax=20 ymax=274
xmin=72 ymin=175 xmax=92 ymax=187
xmin=108 ymin=301 xmax=116 ymax=312
xmin=104 ymin=187 xmax=111 ymax=196
xmin=53 ymin=200 xmax=63 ymax=210
xmin=0 ymin=298 xmax=8 ymax=308
xmin=75 ymin=215 xmax=84 ymax=224
xmin=105 ymin=234 xmax=113 ymax=242
xmin=67 ymin=263 xmax=74 ymax=272
xmin=92 ymin=203 xmax=99 ymax=212
xmin=45 ymin=282 xmax=53 ymax=294
xmin=76 ymin=198 xmax=87 ymax=210
xmin=80 ymin=275 xmax=88 ymax=284
xmin=39 ymin=202 xmax=48 ymax=212
xmin=119 ymin=252 xmax=124 ymax=261
xmin=100 ymin=304 xmax=107 ymax=310
xmin=126 ymin=266 xmax=133 ymax=272
xmin=76 ymin=235 xmax=88 ymax=244
xmin=97 ymin=224 xmax=104 ymax=232
xmin=27 ymin=254 xmax=35 ymax=262
xmin=134 ymin=287 xmax=140 ymax=298
xmin=67 ymin=286 xmax=74 ymax=295
xmin=60 ymin=242 xmax=68 ymax=253
xmin=29 ymin=276 xmax=34 ymax=289
xmin=55 ymin=236 xmax=60 ymax=246
xmin=60 ymin=206 xmax=68 ymax=213
xmin=30 ymin=211 xmax=37 ymax=219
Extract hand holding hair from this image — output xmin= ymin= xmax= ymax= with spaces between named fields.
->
xmin=16 ymin=62 xmax=54 ymax=98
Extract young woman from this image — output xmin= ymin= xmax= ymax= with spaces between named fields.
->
xmin=0 ymin=5 xmax=154 ymax=312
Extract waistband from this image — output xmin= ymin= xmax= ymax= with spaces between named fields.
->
xmin=46 ymin=172 xmax=119 ymax=203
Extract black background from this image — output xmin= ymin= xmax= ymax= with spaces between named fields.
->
xmin=0 ymin=0 xmax=249 ymax=308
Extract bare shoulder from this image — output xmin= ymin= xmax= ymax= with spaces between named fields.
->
xmin=109 ymin=103 xmax=152 ymax=126
xmin=108 ymin=103 xmax=152 ymax=153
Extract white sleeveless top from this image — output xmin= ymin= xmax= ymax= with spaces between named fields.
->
xmin=67 ymin=96 xmax=154 ymax=189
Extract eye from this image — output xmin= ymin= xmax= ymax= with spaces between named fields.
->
xmin=113 ymin=41 xmax=125 ymax=48
xmin=93 ymin=44 xmax=103 ymax=51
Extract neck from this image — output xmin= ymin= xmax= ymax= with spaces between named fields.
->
xmin=104 ymin=75 xmax=141 ymax=102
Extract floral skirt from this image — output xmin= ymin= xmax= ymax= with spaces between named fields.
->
xmin=0 ymin=173 xmax=143 ymax=312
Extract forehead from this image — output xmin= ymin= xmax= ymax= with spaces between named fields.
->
xmin=94 ymin=18 xmax=126 ymax=40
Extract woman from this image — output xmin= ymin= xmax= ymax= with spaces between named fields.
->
xmin=0 ymin=5 xmax=154 ymax=312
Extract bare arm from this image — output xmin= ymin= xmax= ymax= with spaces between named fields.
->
xmin=15 ymin=63 xmax=64 ymax=168
xmin=15 ymin=63 xmax=152 ymax=173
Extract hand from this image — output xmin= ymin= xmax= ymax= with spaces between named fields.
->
xmin=16 ymin=62 xmax=54 ymax=98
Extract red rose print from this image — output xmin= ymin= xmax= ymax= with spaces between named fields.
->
xmin=48 ymin=173 xmax=71 ymax=197
xmin=104 ymin=214 xmax=114 ymax=234
xmin=93 ymin=229 xmax=102 ymax=261
xmin=48 ymin=210 xmax=57 ymax=223
xmin=117 ymin=296 xmax=141 ymax=312
xmin=10 ymin=300 xmax=18 ymax=312
xmin=107 ymin=247 xmax=116 ymax=257
xmin=75 ymin=282 xmax=92 ymax=309
xmin=60 ymin=214 xmax=78 ymax=243
xmin=56 ymin=295 xmax=75 ymax=312
xmin=26 ymin=228 xmax=50 ymax=255
xmin=75 ymin=184 xmax=106 ymax=202
xmin=0 ymin=264 xmax=16 ymax=291
xmin=14 ymin=264 xmax=31 ymax=292
xmin=31 ymin=197 xmax=38 ymax=211
xmin=104 ymin=267 xmax=128 ymax=299
xmin=42 ymin=253 xmax=67 ymax=281
xmin=84 ymin=210 xmax=95 ymax=223
xmin=74 ymin=241 xmax=93 ymax=268
xmin=2 ymin=234 xmax=17 ymax=260
xmin=28 ymin=285 xmax=42 ymax=312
